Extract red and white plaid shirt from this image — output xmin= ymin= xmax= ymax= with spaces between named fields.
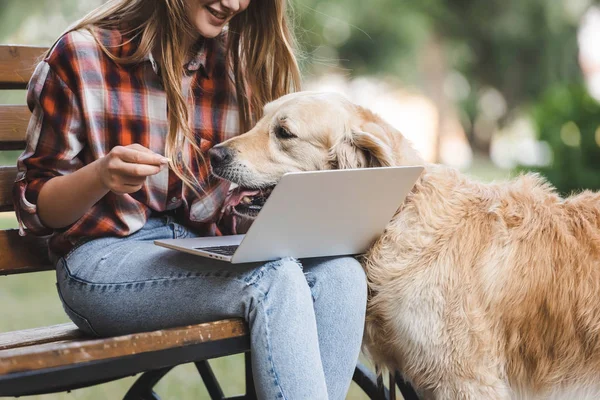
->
xmin=13 ymin=27 xmax=242 ymax=258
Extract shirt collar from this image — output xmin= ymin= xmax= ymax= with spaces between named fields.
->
xmin=146 ymin=36 xmax=210 ymax=79
xmin=185 ymin=37 xmax=210 ymax=78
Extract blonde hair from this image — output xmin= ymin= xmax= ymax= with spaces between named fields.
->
xmin=48 ymin=0 xmax=301 ymax=195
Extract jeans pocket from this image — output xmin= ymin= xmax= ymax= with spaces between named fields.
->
xmin=55 ymin=282 xmax=101 ymax=337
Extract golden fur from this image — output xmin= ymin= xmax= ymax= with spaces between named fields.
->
xmin=213 ymin=92 xmax=600 ymax=399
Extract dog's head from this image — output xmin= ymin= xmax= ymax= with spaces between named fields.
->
xmin=210 ymin=91 xmax=423 ymax=217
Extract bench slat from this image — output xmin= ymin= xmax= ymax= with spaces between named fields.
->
xmin=0 ymin=105 xmax=29 ymax=150
xmin=0 ymin=323 xmax=82 ymax=351
xmin=0 ymin=46 xmax=46 ymax=90
xmin=0 ymin=166 xmax=16 ymax=212
xmin=0 ymin=319 xmax=248 ymax=375
xmin=0 ymin=229 xmax=52 ymax=275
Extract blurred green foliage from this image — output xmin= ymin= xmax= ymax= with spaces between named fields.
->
xmin=299 ymin=0 xmax=580 ymax=97
xmin=518 ymin=83 xmax=600 ymax=194
xmin=296 ymin=0 xmax=596 ymax=144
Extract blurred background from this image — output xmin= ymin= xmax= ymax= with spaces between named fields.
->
xmin=1 ymin=0 xmax=600 ymax=398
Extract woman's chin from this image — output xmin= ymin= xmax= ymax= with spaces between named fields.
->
xmin=195 ymin=26 xmax=224 ymax=38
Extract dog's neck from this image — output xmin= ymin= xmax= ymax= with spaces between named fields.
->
xmin=401 ymin=162 xmax=472 ymax=211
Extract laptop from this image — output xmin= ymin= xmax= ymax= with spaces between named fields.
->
xmin=154 ymin=166 xmax=424 ymax=263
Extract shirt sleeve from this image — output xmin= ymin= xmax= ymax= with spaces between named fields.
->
xmin=12 ymin=60 xmax=85 ymax=237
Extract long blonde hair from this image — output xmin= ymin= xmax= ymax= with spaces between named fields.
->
xmin=48 ymin=0 xmax=301 ymax=195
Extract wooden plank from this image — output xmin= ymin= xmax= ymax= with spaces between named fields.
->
xmin=0 ymin=46 xmax=47 ymax=90
xmin=0 ymin=323 xmax=82 ymax=351
xmin=0 ymin=105 xmax=29 ymax=150
xmin=0 ymin=229 xmax=52 ymax=275
xmin=0 ymin=319 xmax=248 ymax=375
xmin=0 ymin=166 xmax=17 ymax=212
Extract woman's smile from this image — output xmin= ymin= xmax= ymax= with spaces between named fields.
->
xmin=205 ymin=4 xmax=229 ymax=22
xmin=186 ymin=0 xmax=250 ymax=38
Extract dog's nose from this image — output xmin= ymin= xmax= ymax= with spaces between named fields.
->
xmin=208 ymin=146 xmax=233 ymax=168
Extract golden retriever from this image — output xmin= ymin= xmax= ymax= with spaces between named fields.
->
xmin=209 ymin=91 xmax=600 ymax=400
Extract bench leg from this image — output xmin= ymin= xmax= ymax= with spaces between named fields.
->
xmin=389 ymin=372 xmax=396 ymax=400
xmin=121 ymin=354 xmax=256 ymax=400
xmin=123 ymin=354 xmax=256 ymax=400
xmin=123 ymin=367 xmax=173 ymax=400
xmin=195 ymin=360 xmax=225 ymax=399
xmin=352 ymin=364 xmax=421 ymax=400
xmin=195 ymin=352 xmax=257 ymax=400
xmin=353 ymin=362 xmax=390 ymax=399
xmin=394 ymin=371 xmax=420 ymax=400
xmin=244 ymin=352 xmax=257 ymax=400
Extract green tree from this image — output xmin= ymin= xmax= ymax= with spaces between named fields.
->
xmin=519 ymin=83 xmax=600 ymax=194
xmin=295 ymin=0 xmax=595 ymax=154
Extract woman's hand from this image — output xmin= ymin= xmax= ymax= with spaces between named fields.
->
xmin=36 ymin=144 xmax=170 ymax=229
xmin=97 ymin=144 xmax=170 ymax=195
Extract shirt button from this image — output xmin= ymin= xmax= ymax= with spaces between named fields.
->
xmin=170 ymin=197 xmax=179 ymax=203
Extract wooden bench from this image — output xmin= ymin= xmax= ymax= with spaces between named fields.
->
xmin=0 ymin=44 xmax=417 ymax=399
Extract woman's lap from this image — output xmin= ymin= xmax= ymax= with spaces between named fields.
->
xmin=56 ymin=215 xmax=366 ymax=338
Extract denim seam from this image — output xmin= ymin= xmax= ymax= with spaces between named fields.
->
xmin=61 ymin=257 xmax=252 ymax=287
xmin=257 ymin=293 xmax=287 ymax=400
xmin=55 ymin=281 xmax=101 ymax=337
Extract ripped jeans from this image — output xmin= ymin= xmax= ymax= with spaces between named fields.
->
xmin=55 ymin=215 xmax=367 ymax=400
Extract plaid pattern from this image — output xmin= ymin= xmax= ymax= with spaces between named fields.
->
xmin=12 ymin=27 xmax=241 ymax=257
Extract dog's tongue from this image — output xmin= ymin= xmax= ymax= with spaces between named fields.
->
xmin=222 ymin=186 xmax=260 ymax=211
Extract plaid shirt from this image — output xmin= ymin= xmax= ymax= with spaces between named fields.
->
xmin=12 ymin=27 xmax=241 ymax=258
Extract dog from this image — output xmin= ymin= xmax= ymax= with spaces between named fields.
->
xmin=209 ymin=91 xmax=600 ymax=399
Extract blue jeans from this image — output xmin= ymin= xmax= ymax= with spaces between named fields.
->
xmin=55 ymin=215 xmax=367 ymax=400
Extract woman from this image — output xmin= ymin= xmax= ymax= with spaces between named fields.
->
xmin=12 ymin=0 xmax=367 ymax=398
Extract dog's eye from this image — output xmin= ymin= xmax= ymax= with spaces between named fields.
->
xmin=274 ymin=125 xmax=296 ymax=140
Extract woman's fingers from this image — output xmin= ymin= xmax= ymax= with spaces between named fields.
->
xmin=118 ymin=146 xmax=170 ymax=166
xmin=100 ymin=144 xmax=171 ymax=194
xmin=113 ymin=158 xmax=164 ymax=177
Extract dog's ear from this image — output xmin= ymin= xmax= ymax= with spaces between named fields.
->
xmin=328 ymin=134 xmax=365 ymax=169
xmin=352 ymin=121 xmax=395 ymax=167
xmin=329 ymin=121 xmax=395 ymax=169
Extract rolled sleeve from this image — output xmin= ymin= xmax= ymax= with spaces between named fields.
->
xmin=12 ymin=60 xmax=85 ymax=236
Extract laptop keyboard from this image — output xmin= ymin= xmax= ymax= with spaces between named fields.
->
xmin=194 ymin=245 xmax=239 ymax=256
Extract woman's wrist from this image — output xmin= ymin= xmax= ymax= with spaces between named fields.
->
xmin=93 ymin=156 xmax=110 ymax=191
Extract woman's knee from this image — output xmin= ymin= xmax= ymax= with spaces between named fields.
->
xmin=337 ymin=256 xmax=367 ymax=291
xmin=249 ymin=257 xmax=312 ymax=302
xmin=305 ymin=256 xmax=367 ymax=306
